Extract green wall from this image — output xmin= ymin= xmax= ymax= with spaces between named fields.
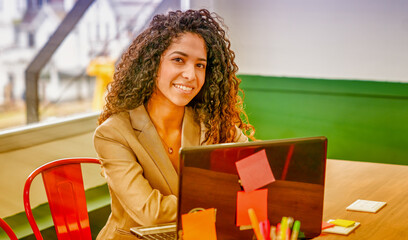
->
xmin=239 ymin=75 xmax=408 ymax=165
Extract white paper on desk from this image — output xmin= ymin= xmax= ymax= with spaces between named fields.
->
xmin=322 ymin=220 xmax=360 ymax=235
xmin=346 ymin=199 xmax=386 ymax=213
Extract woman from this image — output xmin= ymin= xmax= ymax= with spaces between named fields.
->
xmin=94 ymin=9 xmax=255 ymax=239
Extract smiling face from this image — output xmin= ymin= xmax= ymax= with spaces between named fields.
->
xmin=149 ymin=32 xmax=207 ymax=108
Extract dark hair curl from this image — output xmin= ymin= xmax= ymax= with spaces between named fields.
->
xmin=99 ymin=9 xmax=255 ymax=144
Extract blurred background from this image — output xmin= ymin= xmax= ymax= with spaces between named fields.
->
xmin=1 ymin=0 xmax=407 ymax=163
xmin=0 ymin=0 xmax=163 ymax=129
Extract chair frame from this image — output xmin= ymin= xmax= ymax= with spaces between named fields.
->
xmin=0 ymin=217 xmax=18 ymax=240
xmin=23 ymin=157 xmax=100 ymax=240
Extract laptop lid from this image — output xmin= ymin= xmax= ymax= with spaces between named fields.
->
xmin=177 ymin=136 xmax=327 ymax=239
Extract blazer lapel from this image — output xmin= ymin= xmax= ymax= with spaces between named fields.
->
xmin=129 ymin=105 xmax=201 ymax=196
xmin=181 ymin=107 xmax=201 ymax=148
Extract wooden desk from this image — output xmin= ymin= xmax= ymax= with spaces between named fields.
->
xmin=315 ymin=159 xmax=408 ymax=239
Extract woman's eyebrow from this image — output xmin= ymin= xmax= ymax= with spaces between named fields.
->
xmin=169 ymin=51 xmax=207 ymax=62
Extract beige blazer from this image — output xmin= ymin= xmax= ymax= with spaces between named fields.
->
xmin=94 ymin=105 xmax=247 ymax=240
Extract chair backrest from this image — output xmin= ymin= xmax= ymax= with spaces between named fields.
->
xmin=0 ymin=217 xmax=18 ymax=240
xmin=23 ymin=157 xmax=100 ymax=240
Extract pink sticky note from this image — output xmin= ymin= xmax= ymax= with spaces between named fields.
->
xmin=235 ymin=149 xmax=275 ymax=192
xmin=321 ymin=221 xmax=335 ymax=230
xmin=182 ymin=208 xmax=217 ymax=240
xmin=236 ymin=189 xmax=268 ymax=226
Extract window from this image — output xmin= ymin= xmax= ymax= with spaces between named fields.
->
xmin=28 ymin=32 xmax=35 ymax=47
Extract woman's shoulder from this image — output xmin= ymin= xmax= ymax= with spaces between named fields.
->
xmin=95 ymin=111 xmax=133 ymax=138
xmin=95 ymin=105 xmax=150 ymax=139
xmin=98 ymin=111 xmax=131 ymax=129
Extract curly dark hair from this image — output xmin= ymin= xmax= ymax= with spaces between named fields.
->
xmin=98 ymin=9 xmax=255 ymax=144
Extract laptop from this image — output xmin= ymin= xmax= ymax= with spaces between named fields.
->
xmin=131 ymin=136 xmax=327 ymax=239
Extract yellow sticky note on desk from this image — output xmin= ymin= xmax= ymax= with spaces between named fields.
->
xmin=182 ymin=208 xmax=217 ymax=240
xmin=330 ymin=219 xmax=355 ymax=228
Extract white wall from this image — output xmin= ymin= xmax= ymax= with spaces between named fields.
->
xmin=54 ymin=0 xmax=118 ymax=72
xmin=0 ymin=0 xmax=25 ymax=48
xmin=190 ymin=0 xmax=408 ymax=82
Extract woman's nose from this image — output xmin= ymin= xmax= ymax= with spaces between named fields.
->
xmin=181 ymin=64 xmax=196 ymax=80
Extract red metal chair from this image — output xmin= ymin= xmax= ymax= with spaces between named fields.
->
xmin=0 ymin=217 xmax=18 ymax=240
xmin=23 ymin=157 xmax=101 ymax=240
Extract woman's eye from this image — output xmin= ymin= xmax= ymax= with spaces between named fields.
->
xmin=173 ymin=58 xmax=183 ymax=63
xmin=197 ymin=63 xmax=206 ymax=69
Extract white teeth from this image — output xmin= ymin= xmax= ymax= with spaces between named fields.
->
xmin=174 ymin=84 xmax=193 ymax=91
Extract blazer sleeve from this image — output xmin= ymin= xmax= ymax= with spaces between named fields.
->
xmin=94 ymin=123 xmax=177 ymax=226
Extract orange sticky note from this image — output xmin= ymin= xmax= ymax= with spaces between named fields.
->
xmin=182 ymin=208 xmax=217 ymax=240
xmin=236 ymin=189 xmax=268 ymax=226
xmin=235 ymin=149 xmax=275 ymax=192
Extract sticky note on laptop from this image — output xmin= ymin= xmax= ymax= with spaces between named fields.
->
xmin=182 ymin=208 xmax=217 ymax=240
xmin=235 ymin=149 xmax=275 ymax=192
xmin=236 ymin=189 xmax=268 ymax=226
xmin=346 ymin=199 xmax=387 ymax=213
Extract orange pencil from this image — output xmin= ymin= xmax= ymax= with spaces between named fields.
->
xmin=248 ymin=208 xmax=264 ymax=240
